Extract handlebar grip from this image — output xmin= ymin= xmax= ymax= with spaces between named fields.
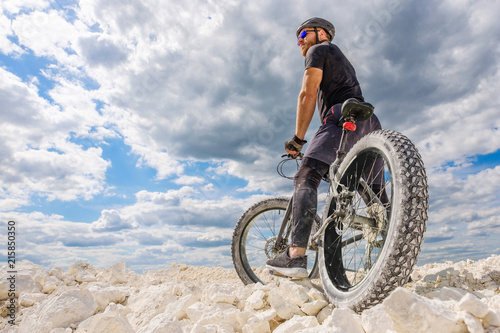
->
xmin=281 ymin=153 xmax=303 ymax=159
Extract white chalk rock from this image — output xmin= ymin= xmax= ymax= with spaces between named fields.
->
xmin=239 ymin=308 xmax=276 ymax=330
xmin=191 ymin=322 xmax=234 ymax=333
xmin=49 ymin=267 xmax=67 ymax=280
xmin=19 ymin=292 xmax=48 ymax=307
xmin=257 ymin=308 xmax=278 ymax=322
xmin=165 ymin=294 xmax=199 ymax=320
xmin=277 ymin=279 xmax=311 ymax=306
xmin=383 ymin=287 xmax=467 ymax=333
xmin=75 ymin=312 xmax=134 ymax=333
xmin=19 ymin=288 xmax=98 ymax=333
xmin=459 ymin=311 xmax=484 ymax=333
xmin=234 ymin=285 xmax=255 ymax=307
xmin=104 ymin=302 xmax=130 ymax=317
xmin=307 ymin=287 xmax=328 ymax=302
xmin=475 ymin=289 xmax=496 ymax=299
xmin=136 ymin=313 xmax=191 ymax=333
xmin=324 ymin=307 xmax=364 ymax=333
xmin=485 ymin=309 xmax=500 ymax=327
xmin=234 ymin=310 xmax=254 ymax=328
xmin=68 ymin=263 xmax=98 ymax=283
xmin=41 ymin=275 xmax=62 ymax=294
xmin=0 ymin=261 xmax=43 ymax=299
xmin=459 ymin=293 xmax=490 ymax=318
xmin=422 ymin=268 xmax=458 ymax=282
xmin=86 ymin=283 xmax=129 ymax=312
xmin=185 ymin=301 xmax=237 ymax=323
xmin=242 ymin=315 xmax=271 ymax=333
xmin=194 ymin=307 xmax=241 ymax=332
xmin=54 ymin=267 xmax=78 ymax=287
xmin=50 ymin=328 xmax=72 ymax=333
xmin=203 ymin=284 xmax=236 ymax=304
xmin=425 ymin=287 xmax=469 ymax=302
xmin=489 ymin=295 xmax=500 ymax=311
xmin=245 ymin=289 xmax=266 ymax=311
xmin=125 ymin=285 xmax=176 ymax=329
xmin=316 ymin=305 xmax=332 ymax=324
xmin=273 ymin=315 xmax=318 ymax=333
xmin=361 ymin=303 xmax=396 ymax=333
xmin=299 ymin=327 xmax=335 ymax=333
xmin=301 ymin=299 xmax=328 ymax=316
xmin=108 ymin=263 xmax=128 ymax=284
xmin=185 ymin=301 xmax=208 ymax=322
xmin=267 ymin=290 xmax=304 ymax=320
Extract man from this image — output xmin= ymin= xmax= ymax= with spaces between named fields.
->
xmin=266 ymin=17 xmax=382 ymax=278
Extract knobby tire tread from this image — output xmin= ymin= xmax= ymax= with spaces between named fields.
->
xmin=321 ymin=129 xmax=428 ymax=312
xmin=232 ymin=197 xmax=320 ymax=285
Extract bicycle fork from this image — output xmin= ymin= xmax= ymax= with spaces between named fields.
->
xmin=272 ymin=198 xmax=294 ymax=254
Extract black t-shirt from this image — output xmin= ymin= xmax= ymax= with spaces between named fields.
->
xmin=305 ymin=43 xmax=364 ymax=122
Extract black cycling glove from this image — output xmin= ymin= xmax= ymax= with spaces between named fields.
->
xmin=285 ymin=135 xmax=307 ymax=153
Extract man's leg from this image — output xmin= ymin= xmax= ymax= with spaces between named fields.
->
xmin=289 ymin=159 xmax=328 ymax=256
xmin=266 ymin=159 xmax=328 ymax=278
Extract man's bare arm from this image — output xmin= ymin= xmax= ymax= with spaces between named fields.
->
xmin=295 ymin=67 xmax=323 ymax=140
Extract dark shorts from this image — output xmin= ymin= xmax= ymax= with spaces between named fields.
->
xmin=303 ymin=103 xmax=382 ymax=169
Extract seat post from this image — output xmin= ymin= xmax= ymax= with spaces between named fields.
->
xmin=337 ymin=125 xmax=353 ymax=159
xmin=330 ymin=126 xmax=352 ymax=178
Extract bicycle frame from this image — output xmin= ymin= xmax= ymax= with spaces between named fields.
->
xmin=272 ymin=121 xmax=384 ymax=255
xmin=272 ymin=126 xmax=353 ymax=253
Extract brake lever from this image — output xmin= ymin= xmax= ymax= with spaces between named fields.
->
xmin=281 ymin=153 xmax=303 ymax=159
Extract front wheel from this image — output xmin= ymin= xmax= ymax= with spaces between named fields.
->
xmin=232 ymin=197 xmax=320 ymax=285
xmin=319 ymin=129 xmax=429 ymax=312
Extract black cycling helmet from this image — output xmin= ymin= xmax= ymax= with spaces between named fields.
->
xmin=296 ymin=17 xmax=335 ymax=42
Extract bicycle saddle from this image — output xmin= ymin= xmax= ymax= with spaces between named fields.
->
xmin=341 ymin=98 xmax=374 ymax=122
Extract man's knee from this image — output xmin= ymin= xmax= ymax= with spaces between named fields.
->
xmin=294 ymin=163 xmax=324 ymax=190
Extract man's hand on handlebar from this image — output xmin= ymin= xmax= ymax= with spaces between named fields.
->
xmin=282 ymin=152 xmax=303 ymax=159
xmin=285 ymin=135 xmax=307 ymax=158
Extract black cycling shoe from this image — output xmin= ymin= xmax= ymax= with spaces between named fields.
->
xmin=266 ymin=248 xmax=308 ymax=278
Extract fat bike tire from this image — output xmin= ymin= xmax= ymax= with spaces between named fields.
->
xmin=318 ymin=129 xmax=429 ymax=312
xmin=232 ymin=197 xmax=320 ymax=285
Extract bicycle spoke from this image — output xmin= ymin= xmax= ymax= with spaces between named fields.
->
xmin=249 ymin=218 xmax=272 ymax=241
xmin=261 ymin=212 xmax=278 ymax=236
xmin=326 ymin=150 xmax=394 ymax=287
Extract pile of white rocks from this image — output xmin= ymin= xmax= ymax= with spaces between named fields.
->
xmin=0 ymin=255 xmax=499 ymax=333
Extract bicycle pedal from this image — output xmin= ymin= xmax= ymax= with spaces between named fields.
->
xmin=268 ymin=269 xmax=306 ymax=280
xmin=268 ymin=269 xmax=285 ymax=277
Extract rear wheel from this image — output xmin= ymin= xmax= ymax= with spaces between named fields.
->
xmin=232 ymin=197 xmax=320 ymax=285
xmin=319 ymin=129 xmax=428 ymax=312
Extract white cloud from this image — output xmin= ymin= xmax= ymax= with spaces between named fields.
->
xmin=111 ymin=186 xmax=266 ymax=229
xmin=0 ymin=185 xmax=261 ymax=270
xmin=78 ymin=34 xmax=129 ymax=67
xmin=173 ymin=175 xmax=205 ymax=185
xmin=91 ymin=209 xmax=135 ymax=232
xmin=11 ymin=10 xmax=81 ymax=64
xmin=0 ymin=10 xmax=22 ymax=55
xmin=0 ymin=68 xmax=110 ymax=207
xmin=2 ymin=0 xmax=49 ymax=15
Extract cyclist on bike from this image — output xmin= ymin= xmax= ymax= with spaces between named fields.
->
xmin=266 ymin=17 xmax=383 ymax=278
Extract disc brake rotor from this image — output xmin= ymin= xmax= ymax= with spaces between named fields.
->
xmin=364 ymin=203 xmax=387 ymax=245
xmin=265 ymin=236 xmax=287 ymax=259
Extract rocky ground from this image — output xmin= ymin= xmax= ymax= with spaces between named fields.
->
xmin=0 ymin=255 xmax=499 ymax=333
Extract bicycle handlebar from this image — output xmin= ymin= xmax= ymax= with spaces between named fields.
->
xmin=281 ymin=152 xmax=303 ymax=160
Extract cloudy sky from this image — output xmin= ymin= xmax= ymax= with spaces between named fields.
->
xmin=0 ymin=0 xmax=499 ymax=272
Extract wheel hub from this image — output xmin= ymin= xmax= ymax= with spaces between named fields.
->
xmin=265 ymin=236 xmax=287 ymax=259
